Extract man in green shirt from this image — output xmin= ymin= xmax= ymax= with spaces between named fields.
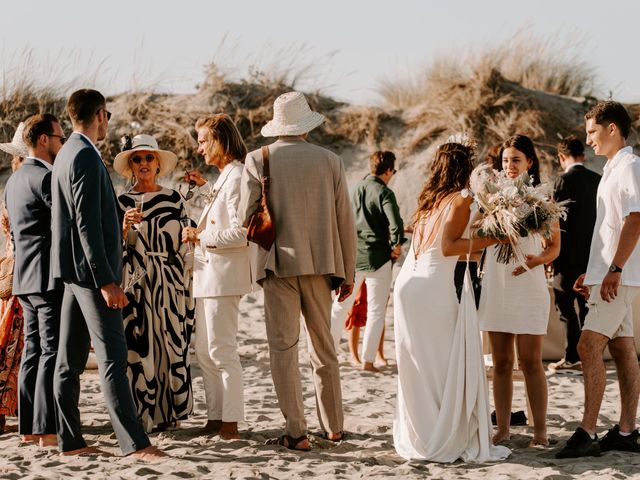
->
xmin=331 ymin=151 xmax=406 ymax=372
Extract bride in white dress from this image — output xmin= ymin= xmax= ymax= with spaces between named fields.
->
xmin=393 ymin=140 xmax=511 ymax=463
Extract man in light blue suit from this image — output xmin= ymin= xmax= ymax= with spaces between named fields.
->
xmin=5 ymin=113 xmax=64 ymax=448
xmin=51 ymin=89 xmax=163 ymax=459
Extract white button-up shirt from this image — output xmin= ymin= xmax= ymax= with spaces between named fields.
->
xmin=584 ymin=146 xmax=640 ymax=286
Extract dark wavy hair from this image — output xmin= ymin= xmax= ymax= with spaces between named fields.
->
xmin=501 ymin=134 xmax=541 ymax=186
xmin=414 ymin=142 xmax=475 ymax=223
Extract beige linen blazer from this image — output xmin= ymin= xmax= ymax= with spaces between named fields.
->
xmin=192 ymin=160 xmax=252 ymax=297
xmin=238 ymin=138 xmax=356 ymax=285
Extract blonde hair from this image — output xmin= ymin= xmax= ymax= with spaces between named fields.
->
xmin=195 ymin=114 xmax=247 ymax=165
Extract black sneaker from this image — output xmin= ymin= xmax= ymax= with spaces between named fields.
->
xmin=599 ymin=425 xmax=640 ymax=453
xmin=556 ymin=427 xmax=602 ymax=458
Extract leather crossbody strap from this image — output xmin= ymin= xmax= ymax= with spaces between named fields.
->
xmin=261 ymin=146 xmax=270 ymax=177
xmin=261 ymin=146 xmax=271 ymax=194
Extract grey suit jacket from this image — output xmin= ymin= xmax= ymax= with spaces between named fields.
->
xmin=4 ymin=158 xmax=58 ymax=295
xmin=238 ymin=138 xmax=356 ymax=285
xmin=51 ymin=133 xmax=123 ymax=288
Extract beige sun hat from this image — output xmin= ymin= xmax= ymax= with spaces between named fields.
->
xmin=113 ymin=134 xmax=178 ymax=178
xmin=261 ymin=91 xmax=325 ymax=137
xmin=0 ymin=122 xmax=29 ymax=157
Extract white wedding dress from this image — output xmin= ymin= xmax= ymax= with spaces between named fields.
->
xmin=393 ymin=197 xmax=510 ymax=463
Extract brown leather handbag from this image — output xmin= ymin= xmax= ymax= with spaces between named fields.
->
xmin=246 ymin=146 xmax=276 ymax=250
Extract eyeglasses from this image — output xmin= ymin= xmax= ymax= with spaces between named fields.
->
xmin=131 ymin=153 xmax=157 ymax=164
xmin=48 ymin=134 xmax=67 ymax=144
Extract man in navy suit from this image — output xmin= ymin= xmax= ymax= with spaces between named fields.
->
xmin=549 ymin=136 xmax=600 ymax=373
xmin=5 ymin=113 xmax=64 ymax=447
xmin=51 ymin=89 xmax=163 ymax=459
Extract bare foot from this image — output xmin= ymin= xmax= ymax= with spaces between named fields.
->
xmin=61 ymin=446 xmax=107 ymax=456
xmin=128 ymin=445 xmax=168 ymax=461
xmin=38 ymin=434 xmax=58 ymax=447
xmin=21 ymin=434 xmax=38 ymax=444
xmin=529 ymin=436 xmax=550 ymax=448
xmin=220 ymin=422 xmax=240 ymax=440
xmin=376 ymin=356 xmax=389 ymax=367
xmin=492 ymin=432 xmax=510 ymax=445
xmin=285 ymin=436 xmax=311 ymax=451
xmin=197 ymin=420 xmax=222 ymax=436
xmin=350 ymin=356 xmax=362 ymax=366
xmin=325 ymin=431 xmax=344 ymax=442
xmin=362 ymin=362 xmax=380 ymax=372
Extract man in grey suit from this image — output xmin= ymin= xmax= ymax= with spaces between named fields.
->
xmin=239 ymin=91 xmax=356 ymax=451
xmin=51 ymin=89 xmax=163 ymax=459
xmin=5 ymin=113 xmax=64 ymax=448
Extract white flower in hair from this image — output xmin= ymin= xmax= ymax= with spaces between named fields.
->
xmin=445 ymin=132 xmax=473 ymax=147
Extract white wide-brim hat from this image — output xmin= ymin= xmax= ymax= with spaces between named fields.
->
xmin=0 ymin=122 xmax=28 ymax=157
xmin=261 ymin=91 xmax=325 ymax=137
xmin=113 ymin=134 xmax=178 ymax=178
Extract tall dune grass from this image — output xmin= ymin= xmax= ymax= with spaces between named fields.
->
xmin=378 ymin=28 xmax=596 ymax=110
xmin=376 ymin=28 xmax=602 ymax=174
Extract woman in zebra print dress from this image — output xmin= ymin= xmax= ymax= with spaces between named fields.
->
xmin=114 ymin=134 xmax=195 ymax=433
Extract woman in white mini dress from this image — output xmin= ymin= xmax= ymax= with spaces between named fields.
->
xmin=478 ymin=134 xmax=560 ymax=447
xmin=393 ymin=139 xmax=510 ymax=463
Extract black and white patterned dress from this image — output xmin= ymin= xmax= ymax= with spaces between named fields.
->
xmin=118 ymin=187 xmax=195 ymax=432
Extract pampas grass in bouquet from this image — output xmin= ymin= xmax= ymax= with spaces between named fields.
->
xmin=470 ymin=164 xmax=567 ymax=264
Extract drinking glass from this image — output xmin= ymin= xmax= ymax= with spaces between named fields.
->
xmin=133 ymin=194 xmax=145 ymax=226
xmin=180 ymin=217 xmax=194 ymax=268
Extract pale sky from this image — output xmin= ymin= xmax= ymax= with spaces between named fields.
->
xmin=2 ymin=0 xmax=639 ymax=105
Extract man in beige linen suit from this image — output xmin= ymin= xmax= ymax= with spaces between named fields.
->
xmin=238 ymin=92 xmax=356 ymax=451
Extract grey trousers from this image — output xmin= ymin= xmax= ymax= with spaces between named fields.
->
xmin=263 ymin=272 xmax=344 ymax=438
xmin=53 ymin=283 xmax=150 ymax=454
xmin=18 ymin=290 xmax=62 ymax=435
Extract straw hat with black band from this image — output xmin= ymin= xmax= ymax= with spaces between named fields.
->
xmin=113 ymin=134 xmax=178 ymax=178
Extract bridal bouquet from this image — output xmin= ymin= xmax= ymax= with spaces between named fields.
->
xmin=469 ymin=164 xmax=567 ymax=264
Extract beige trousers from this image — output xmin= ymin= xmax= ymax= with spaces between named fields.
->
xmin=263 ymin=272 xmax=344 ymax=438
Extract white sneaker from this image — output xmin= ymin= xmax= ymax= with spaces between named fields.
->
xmin=548 ymin=358 xmax=582 ymax=374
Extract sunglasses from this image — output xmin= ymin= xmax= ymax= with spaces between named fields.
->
xmin=48 ymin=134 xmax=67 ymax=144
xmin=131 ymin=153 xmax=157 ymax=164
xmin=98 ymin=108 xmax=112 ymax=120
xmin=179 ymin=181 xmax=197 ymax=201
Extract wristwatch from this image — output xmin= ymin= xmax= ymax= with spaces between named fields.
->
xmin=608 ymin=263 xmax=623 ymax=273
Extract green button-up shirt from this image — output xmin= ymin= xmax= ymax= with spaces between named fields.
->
xmin=353 ymin=175 xmax=406 ymax=272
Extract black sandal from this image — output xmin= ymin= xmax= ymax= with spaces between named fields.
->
xmin=267 ymin=434 xmax=311 ymax=451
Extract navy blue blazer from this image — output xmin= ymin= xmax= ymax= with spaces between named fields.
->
xmin=4 ymin=158 xmax=58 ymax=295
xmin=51 ymin=133 xmax=123 ymax=288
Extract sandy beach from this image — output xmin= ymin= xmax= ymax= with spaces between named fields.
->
xmin=0 ymin=289 xmax=637 ymax=479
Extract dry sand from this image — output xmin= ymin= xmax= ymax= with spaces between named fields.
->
xmin=0 ymin=290 xmax=639 ymax=479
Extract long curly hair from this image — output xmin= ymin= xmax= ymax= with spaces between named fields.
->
xmin=414 ymin=142 xmax=475 ymax=223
